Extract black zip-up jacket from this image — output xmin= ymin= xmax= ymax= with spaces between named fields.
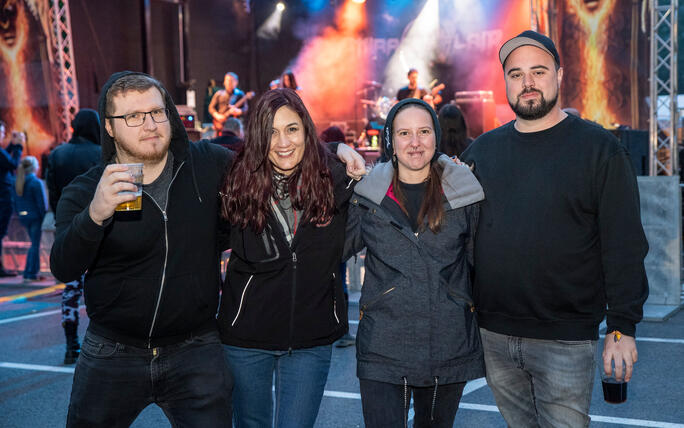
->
xmin=50 ymin=71 xmax=234 ymax=348
xmin=217 ymin=157 xmax=354 ymax=350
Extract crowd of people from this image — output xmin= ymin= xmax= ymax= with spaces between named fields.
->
xmin=0 ymin=30 xmax=649 ymax=428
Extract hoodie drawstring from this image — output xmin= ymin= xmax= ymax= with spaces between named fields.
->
xmin=403 ymin=376 xmax=408 ymax=428
xmin=430 ymin=376 xmax=439 ymax=422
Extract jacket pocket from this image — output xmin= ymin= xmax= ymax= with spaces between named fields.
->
xmin=357 ymin=286 xmax=411 ymax=361
xmin=434 ymin=293 xmax=480 ymax=362
xmin=86 ymin=276 xmax=156 ymax=335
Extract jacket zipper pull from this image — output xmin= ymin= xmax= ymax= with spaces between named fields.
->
xmin=292 ymin=252 xmax=297 ymax=264
xmin=162 ymin=210 xmax=168 ymax=222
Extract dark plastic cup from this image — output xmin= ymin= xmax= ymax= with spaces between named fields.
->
xmin=601 ymin=376 xmax=627 ymax=404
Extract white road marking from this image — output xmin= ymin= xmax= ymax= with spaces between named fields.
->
xmin=1 ymin=362 xmax=683 ymax=427
xmin=0 ymin=309 xmax=62 ymax=325
xmin=0 ymin=362 xmax=74 ymax=374
xmin=0 ymin=306 xmax=86 ymax=326
xmin=599 ymin=335 xmax=684 ymax=345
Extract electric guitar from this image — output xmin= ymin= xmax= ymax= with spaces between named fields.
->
xmin=212 ymin=91 xmax=255 ymax=131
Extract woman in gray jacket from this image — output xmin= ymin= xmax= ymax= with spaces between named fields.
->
xmin=344 ymin=98 xmax=485 ymax=428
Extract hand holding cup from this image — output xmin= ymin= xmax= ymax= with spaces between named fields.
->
xmin=89 ymin=164 xmax=143 ymax=225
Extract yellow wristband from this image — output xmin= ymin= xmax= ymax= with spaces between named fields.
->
xmin=611 ymin=330 xmax=622 ymax=343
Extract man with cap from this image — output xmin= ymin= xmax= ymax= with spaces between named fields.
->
xmin=461 ymin=30 xmax=648 ymax=426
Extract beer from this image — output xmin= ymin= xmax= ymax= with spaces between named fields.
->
xmin=115 ymin=163 xmax=143 ymax=212
xmin=116 ymin=194 xmax=142 ymax=211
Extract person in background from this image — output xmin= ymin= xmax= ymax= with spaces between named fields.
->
xmin=14 ymin=156 xmax=47 ymax=283
xmin=0 ymin=122 xmax=23 ymax=277
xmin=344 ymin=98 xmax=485 ymax=427
xmin=280 ymin=70 xmax=301 ymax=93
xmin=47 ymin=108 xmax=102 ymax=365
xmin=320 ymin=125 xmax=355 ymax=348
xmin=437 ymin=104 xmax=472 ymax=157
xmin=211 ymin=117 xmax=244 ymax=152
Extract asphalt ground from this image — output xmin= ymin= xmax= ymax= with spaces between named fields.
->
xmin=0 ymin=277 xmax=683 ymax=428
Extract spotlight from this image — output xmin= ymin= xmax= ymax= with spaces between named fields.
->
xmin=276 ymin=2 xmax=285 ymax=11
xmin=352 ymin=0 xmax=366 ymax=3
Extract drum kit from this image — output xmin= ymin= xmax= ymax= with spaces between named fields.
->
xmin=358 ymin=81 xmax=393 ymax=122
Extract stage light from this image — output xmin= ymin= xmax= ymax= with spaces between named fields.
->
xmin=352 ymin=0 xmax=366 ymax=3
xmin=382 ymin=0 xmax=439 ymax=95
xmin=258 ymin=2 xmax=285 ymax=39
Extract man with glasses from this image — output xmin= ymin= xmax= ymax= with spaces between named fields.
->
xmin=50 ymin=72 xmax=234 ymax=427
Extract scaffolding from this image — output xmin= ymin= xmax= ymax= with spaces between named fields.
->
xmin=649 ymin=0 xmax=679 ymax=176
xmin=49 ymin=0 xmax=79 ymax=143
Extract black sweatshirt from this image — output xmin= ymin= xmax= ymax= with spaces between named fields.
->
xmin=461 ymin=114 xmax=648 ymax=340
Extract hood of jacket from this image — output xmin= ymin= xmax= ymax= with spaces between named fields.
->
xmin=98 ymin=71 xmax=189 ymax=164
xmin=70 ymin=109 xmax=101 ymax=145
xmin=355 ymin=155 xmax=484 ymax=210
xmin=382 ymin=98 xmax=442 ymax=166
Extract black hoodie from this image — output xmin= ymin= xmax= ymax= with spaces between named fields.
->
xmin=50 ymin=71 xmax=235 ymax=347
xmin=46 ymin=109 xmax=102 ymax=212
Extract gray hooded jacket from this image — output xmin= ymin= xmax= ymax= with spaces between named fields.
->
xmin=344 ymin=156 xmax=486 ymax=386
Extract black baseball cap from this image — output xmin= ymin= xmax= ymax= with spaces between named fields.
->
xmin=499 ymin=30 xmax=560 ymax=69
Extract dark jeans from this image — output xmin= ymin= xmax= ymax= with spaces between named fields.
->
xmin=359 ymin=378 xmax=466 ymax=428
xmin=19 ymin=217 xmax=42 ymax=278
xmin=67 ymin=329 xmax=232 ymax=428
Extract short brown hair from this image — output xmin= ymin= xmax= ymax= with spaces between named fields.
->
xmin=105 ymin=74 xmax=165 ymax=115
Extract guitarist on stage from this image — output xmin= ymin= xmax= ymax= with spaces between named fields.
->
xmin=395 ymin=68 xmax=444 ymax=110
xmin=209 ymin=72 xmax=249 ymax=134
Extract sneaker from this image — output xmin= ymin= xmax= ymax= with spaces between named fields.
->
xmin=22 ymin=275 xmax=47 ymax=283
xmin=64 ymin=349 xmax=80 ymax=365
xmin=335 ymin=333 xmax=356 ymax=348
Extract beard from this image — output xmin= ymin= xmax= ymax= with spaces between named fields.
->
xmin=113 ymin=131 xmax=171 ymax=163
xmin=509 ymin=88 xmax=558 ymax=120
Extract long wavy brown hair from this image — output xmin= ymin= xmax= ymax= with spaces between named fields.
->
xmin=221 ymin=88 xmax=334 ymax=232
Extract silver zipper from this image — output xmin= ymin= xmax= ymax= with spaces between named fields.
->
xmin=231 ymin=275 xmax=254 ymax=326
xmin=146 ymin=161 xmax=185 ymax=347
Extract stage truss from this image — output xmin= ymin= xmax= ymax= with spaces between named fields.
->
xmin=649 ymin=0 xmax=678 ymax=176
xmin=49 ymin=0 xmax=79 ymax=143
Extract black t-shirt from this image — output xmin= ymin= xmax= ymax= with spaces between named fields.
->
xmin=396 ymin=86 xmax=427 ymax=101
xmin=398 ymin=180 xmax=427 ymax=232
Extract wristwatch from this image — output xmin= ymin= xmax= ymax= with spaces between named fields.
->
xmin=610 ymin=330 xmax=622 ymax=343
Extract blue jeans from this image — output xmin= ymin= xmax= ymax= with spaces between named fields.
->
xmin=67 ymin=329 xmax=232 ymax=428
xmin=19 ymin=217 xmax=42 ymax=278
xmin=0 ymin=202 xmax=11 ymax=269
xmin=480 ymin=328 xmax=596 ymax=428
xmin=360 ymin=379 xmax=466 ymax=428
xmin=224 ymin=344 xmax=332 ymax=428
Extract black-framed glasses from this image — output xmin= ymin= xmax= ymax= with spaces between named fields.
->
xmin=106 ymin=108 xmax=169 ymax=127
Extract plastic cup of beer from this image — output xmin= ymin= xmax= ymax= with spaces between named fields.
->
xmin=600 ymin=360 xmax=628 ymax=404
xmin=115 ymin=163 xmax=143 ymax=212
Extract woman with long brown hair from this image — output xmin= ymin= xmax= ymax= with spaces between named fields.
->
xmin=344 ymin=98 xmax=486 ymax=427
xmin=217 ymin=88 xmax=356 ymax=428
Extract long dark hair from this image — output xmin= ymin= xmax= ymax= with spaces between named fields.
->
xmin=281 ymin=71 xmax=298 ymax=90
xmin=438 ymin=104 xmax=470 ymax=157
xmin=221 ymin=88 xmax=334 ymax=232
xmin=391 ymin=104 xmax=445 ymax=233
